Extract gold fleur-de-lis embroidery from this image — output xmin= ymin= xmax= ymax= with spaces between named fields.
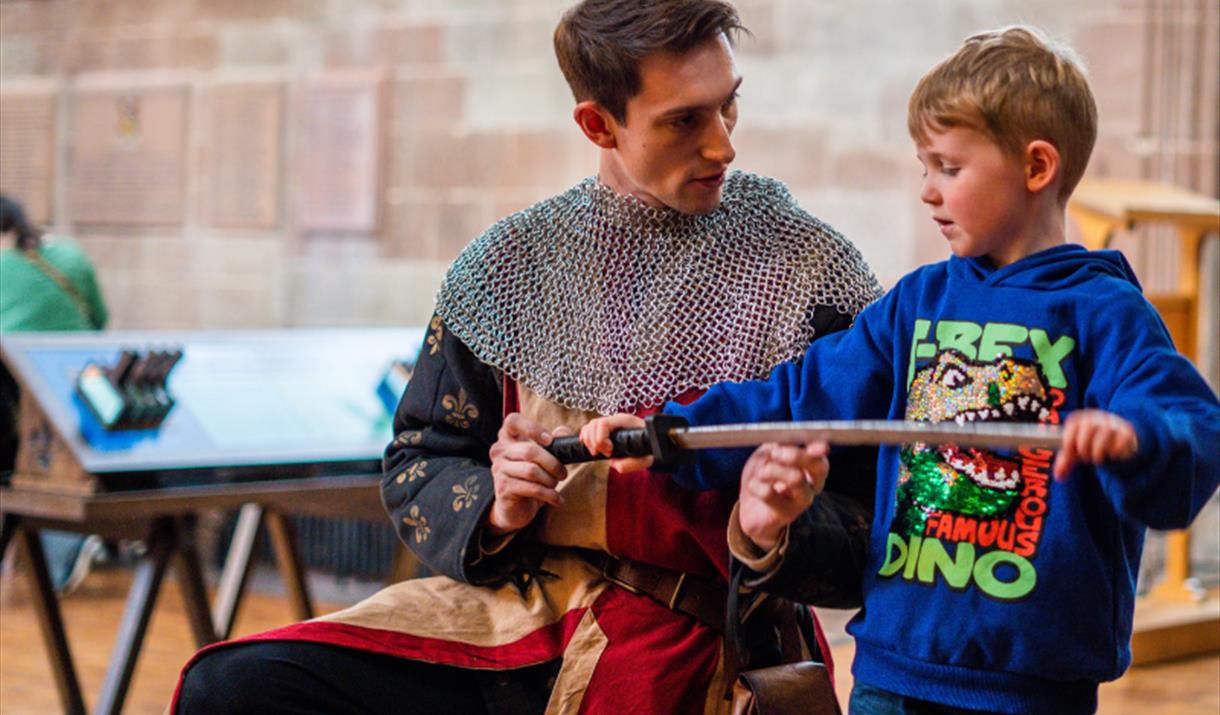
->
xmin=393 ymin=430 xmax=424 ymax=448
xmin=396 ymin=460 xmax=429 ymax=484
xmin=451 ymin=475 xmax=480 ymax=511
xmin=442 ymin=389 xmax=479 ymax=429
xmin=426 ymin=316 xmax=444 ymax=355
xmin=402 ymin=505 xmax=431 ymax=543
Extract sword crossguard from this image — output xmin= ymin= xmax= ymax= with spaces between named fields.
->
xmin=546 ymin=414 xmax=691 ymax=468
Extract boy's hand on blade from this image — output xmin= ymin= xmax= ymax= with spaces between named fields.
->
xmin=738 ymin=441 xmax=830 ymax=551
xmin=1052 ymin=409 xmax=1138 ymax=481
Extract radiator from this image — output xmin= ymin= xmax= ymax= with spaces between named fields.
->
xmin=214 ymin=512 xmax=401 ymax=580
xmin=291 ymin=515 xmax=400 ymax=580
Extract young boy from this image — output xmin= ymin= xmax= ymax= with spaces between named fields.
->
xmin=581 ymin=26 xmax=1220 ymax=714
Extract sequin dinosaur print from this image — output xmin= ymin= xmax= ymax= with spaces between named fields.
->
xmin=894 ymin=349 xmax=1051 ymax=537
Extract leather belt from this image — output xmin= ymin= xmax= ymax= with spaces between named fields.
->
xmin=580 ymin=550 xmax=726 ymax=633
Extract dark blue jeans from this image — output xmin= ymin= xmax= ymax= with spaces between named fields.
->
xmin=850 ymin=682 xmax=1005 ymax=715
xmin=40 ymin=531 xmax=90 ymax=590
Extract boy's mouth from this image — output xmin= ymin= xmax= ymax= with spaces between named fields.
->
xmin=934 ymin=218 xmax=954 ymax=235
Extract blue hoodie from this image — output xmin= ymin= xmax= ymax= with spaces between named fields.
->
xmin=666 ymin=244 xmax=1220 ymax=714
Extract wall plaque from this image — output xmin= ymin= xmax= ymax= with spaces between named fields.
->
xmin=0 ymin=90 xmax=58 ymax=225
xmin=296 ymin=74 xmax=384 ymax=233
xmin=208 ymin=83 xmax=282 ymax=228
xmin=69 ymin=86 xmax=188 ymax=226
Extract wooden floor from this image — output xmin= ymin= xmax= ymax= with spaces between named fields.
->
xmin=816 ymin=609 xmax=1220 ymax=715
xmin=0 ymin=565 xmax=1217 ymax=714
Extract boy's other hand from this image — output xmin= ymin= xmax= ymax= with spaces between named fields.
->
xmin=739 ymin=442 xmax=830 ymax=551
xmin=1052 ymin=409 xmax=1138 ymax=481
xmin=486 ymin=413 xmax=571 ymax=536
xmin=579 ymin=414 xmax=653 ymax=472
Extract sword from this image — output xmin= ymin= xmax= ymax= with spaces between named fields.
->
xmin=546 ymin=414 xmax=1063 ymax=465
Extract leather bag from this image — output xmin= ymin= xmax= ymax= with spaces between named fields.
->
xmin=730 ymin=661 xmax=842 ymax=715
xmin=725 ymin=559 xmax=843 ymax=715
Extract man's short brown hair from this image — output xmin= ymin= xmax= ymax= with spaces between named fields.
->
xmin=554 ymin=0 xmax=746 ymax=123
xmin=908 ymin=26 xmax=1098 ymax=201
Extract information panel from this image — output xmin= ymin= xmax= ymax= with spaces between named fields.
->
xmin=296 ymin=73 xmax=384 ymax=233
xmin=0 ymin=88 xmax=57 ymax=224
xmin=208 ymin=82 xmax=283 ymax=228
xmin=69 ymin=86 xmax=188 ymax=225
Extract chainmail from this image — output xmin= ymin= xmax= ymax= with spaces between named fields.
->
xmin=435 ymin=171 xmax=883 ymax=415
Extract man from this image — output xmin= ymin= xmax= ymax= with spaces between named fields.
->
xmin=174 ymin=1 xmax=880 ymax=712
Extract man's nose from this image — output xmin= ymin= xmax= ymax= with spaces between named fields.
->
xmin=701 ymin=115 xmax=736 ymax=166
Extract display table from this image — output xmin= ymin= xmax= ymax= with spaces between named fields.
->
xmin=0 ymin=328 xmax=422 ymax=715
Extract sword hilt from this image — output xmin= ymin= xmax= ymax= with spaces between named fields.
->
xmin=546 ymin=414 xmax=691 ymax=466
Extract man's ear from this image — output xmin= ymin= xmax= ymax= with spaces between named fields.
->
xmin=573 ymin=101 xmax=617 ymax=149
xmin=1025 ymin=140 xmax=1061 ymax=195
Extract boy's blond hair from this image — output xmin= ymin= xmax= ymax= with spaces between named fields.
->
xmin=908 ymin=26 xmax=1098 ymax=202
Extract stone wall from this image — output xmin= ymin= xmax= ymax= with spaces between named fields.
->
xmin=1 ymin=0 xmax=1216 ymax=342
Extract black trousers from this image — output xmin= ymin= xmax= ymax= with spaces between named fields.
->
xmin=175 ymin=640 xmax=559 ymax=715
xmin=0 ymin=363 xmax=19 ymax=476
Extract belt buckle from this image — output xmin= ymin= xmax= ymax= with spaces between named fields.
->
xmin=601 ymin=558 xmax=644 ymax=596
xmin=667 ymin=572 xmax=687 ymax=610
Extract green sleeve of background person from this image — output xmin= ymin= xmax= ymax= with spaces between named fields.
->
xmin=0 ymin=236 xmax=108 ymax=332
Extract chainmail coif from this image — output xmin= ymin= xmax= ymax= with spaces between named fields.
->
xmin=435 ymin=171 xmax=883 ymax=415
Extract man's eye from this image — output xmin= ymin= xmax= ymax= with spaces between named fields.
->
xmin=941 ymin=166 xmax=960 ymax=176
xmin=722 ymin=92 xmax=740 ymax=111
xmin=671 ymin=114 xmax=696 ymax=129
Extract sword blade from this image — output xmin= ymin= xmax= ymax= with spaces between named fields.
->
xmin=670 ymin=420 xmax=1062 ymax=451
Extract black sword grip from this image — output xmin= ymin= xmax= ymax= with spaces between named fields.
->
xmin=545 ymin=414 xmax=691 ymax=466
xmin=547 ymin=428 xmax=651 ymax=464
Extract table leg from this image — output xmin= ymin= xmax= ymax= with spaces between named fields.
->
xmin=1148 ymin=530 xmax=1205 ymax=602
xmin=94 ymin=518 xmax=175 ymax=715
xmin=265 ymin=511 xmax=314 ymax=621
xmin=389 ymin=542 xmax=420 ymax=583
xmin=0 ymin=513 xmax=15 ymax=560
xmin=172 ymin=516 xmax=219 ymax=648
xmin=16 ymin=522 xmax=87 ymax=715
xmin=211 ymin=503 xmax=263 ymax=640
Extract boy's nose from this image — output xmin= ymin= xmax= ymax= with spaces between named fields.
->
xmin=919 ymin=179 xmax=940 ymax=205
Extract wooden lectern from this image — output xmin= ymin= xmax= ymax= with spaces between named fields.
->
xmin=1069 ymin=178 xmax=1220 ymax=664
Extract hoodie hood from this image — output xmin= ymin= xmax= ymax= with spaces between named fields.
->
xmin=949 ymin=243 xmax=1142 ymax=292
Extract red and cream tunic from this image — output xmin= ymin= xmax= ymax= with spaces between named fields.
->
xmin=174 ymin=172 xmax=882 ymax=713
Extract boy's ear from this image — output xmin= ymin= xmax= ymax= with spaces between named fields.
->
xmin=1025 ymin=140 xmax=1061 ymax=195
xmin=573 ymin=101 xmax=618 ymax=149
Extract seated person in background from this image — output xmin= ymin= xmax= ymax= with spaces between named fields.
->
xmin=582 ymin=26 xmax=1220 ymax=715
xmin=0 ymin=195 xmax=107 ymax=334
xmin=1 ymin=194 xmax=109 ymax=592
